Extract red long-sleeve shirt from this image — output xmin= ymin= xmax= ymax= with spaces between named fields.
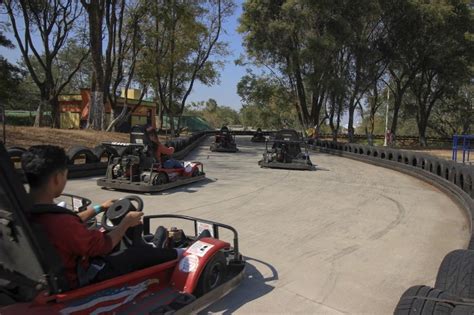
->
xmin=32 ymin=213 xmax=114 ymax=288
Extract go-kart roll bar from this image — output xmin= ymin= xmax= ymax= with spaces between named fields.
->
xmin=143 ymin=214 xmax=241 ymax=261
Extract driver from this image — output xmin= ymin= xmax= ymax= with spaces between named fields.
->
xmin=145 ymin=127 xmax=184 ymax=169
xmin=21 ymin=145 xmax=178 ymax=289
xmin=218 ymin=126 xmax=233 ymax=145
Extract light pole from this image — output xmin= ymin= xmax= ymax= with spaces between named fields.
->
xmin=383 ymin=88 xmax=390 ymax=147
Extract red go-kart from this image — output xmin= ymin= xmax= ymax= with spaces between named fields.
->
xmin=0 ymin=143 xmax=245 ymax=314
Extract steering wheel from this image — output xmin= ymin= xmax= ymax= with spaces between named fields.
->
xmin=101 ymin=195 xmax=144 ymax=231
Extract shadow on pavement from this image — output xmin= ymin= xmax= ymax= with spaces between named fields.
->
xmin=199 ymin=257 xmax=278 ymax=314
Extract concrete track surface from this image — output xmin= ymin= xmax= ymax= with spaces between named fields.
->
xmin=66 ymin=136 xmax=469 ymax=314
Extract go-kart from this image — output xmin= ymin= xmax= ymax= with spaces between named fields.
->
xmin=210 ymin=126 xmax=238 ymax=153
xmin=251 ymin=128 xmax=266 ymax=143
xmin=258 ymin=129 xmax=315 ymax=171
xmin=97 ymin=125 xmax=206 ymax=193
xmin=0 ymin=143 xmax=245 ymax=314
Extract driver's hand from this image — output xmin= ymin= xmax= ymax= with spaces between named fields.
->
xmin=101 ymin=199 xmax=117 ymax=211
xmin=123 ymin=211 xmax=144 ymax=228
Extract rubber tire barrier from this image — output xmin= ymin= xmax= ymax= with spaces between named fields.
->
xmin=7 ymin=147 xmax=26 ymax=159
xmin=67 ymin=146 xmax=99 ymax=164
xmin=394 ymin=285 xmax=454 ymax=315
xmin=92 ymin=144 xmax=119 ymax=161
xmin=435 ymin=249 xmax=474 ymax=299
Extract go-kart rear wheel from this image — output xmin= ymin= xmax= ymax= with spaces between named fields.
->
xmin=152 ymin=172 xmax=168 ymax=185
xmin=191 ymin=168 xmax=200 ymax=177
xmin=194 ymin=251 xmax=227 ymax=297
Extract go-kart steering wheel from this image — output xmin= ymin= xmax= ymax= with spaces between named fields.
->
xmin=101 ymin=195 xmax=144 ymax=231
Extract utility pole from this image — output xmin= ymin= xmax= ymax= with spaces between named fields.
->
xmin=383 ymin=89 xmax=390 ymax=147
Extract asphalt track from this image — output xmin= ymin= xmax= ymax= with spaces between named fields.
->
xmin=66 ymin=136 xmax=469 ymax=314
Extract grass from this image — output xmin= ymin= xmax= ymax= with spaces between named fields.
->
xmin=1 ymin=125 xmax=168 ymax=150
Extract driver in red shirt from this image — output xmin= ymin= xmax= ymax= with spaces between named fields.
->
xmin=21 ymin=145 xmax=177 ymax=289
xmin=145 ymin=127 xmax=184 ymax=169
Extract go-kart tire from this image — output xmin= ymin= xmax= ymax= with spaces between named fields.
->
xmin=67 ymin=146 xmax=99 ymax=164
xmin=194 ymin=251 xmax=227 ymax=297
xmin=192 ymin=168 xmax=200 ymax=177
xmin=435 ymin=250 xmax=474 ymax=299
xmin=152 ymin=172 xmax=168 ymax=185
xmin=394 ymin=285 xmax=455 ymax=315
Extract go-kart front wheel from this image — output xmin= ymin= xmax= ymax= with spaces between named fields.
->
xmin=194 ymin=251 xmax=227 ymax=297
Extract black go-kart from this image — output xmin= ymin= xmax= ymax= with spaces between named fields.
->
xmin=210 ymin=126 xmax=238 ymax=153
xmin=251 ymin=128 xmax=266 ymax=143
xmin=97 ymin=125 xmax=206 ymax=193
xmin=258 ymin=129 xmax=315 ymax=171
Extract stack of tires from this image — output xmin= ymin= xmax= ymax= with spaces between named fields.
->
xmin=395 ymin=250 xmax=474 ymax=314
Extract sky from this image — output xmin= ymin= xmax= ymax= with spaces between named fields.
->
xmin=0 ymin=1 xmax=248 ymax=111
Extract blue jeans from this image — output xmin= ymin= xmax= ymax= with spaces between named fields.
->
xmin=163 ymin=159 xmax=183 ymax=169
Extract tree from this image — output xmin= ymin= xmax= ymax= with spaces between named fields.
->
xmin=106 ymin=2 xmax=148 ymax=131
xmin=239 ymin=0 xmax=385 ymax=137
xmin=0 ymin=28 xmax=24 ymax=107
xmin=4 ymin=0 xmax=89 ymax=128
xmin=408 ymin=0 xmax=473 ymax=146
xmin=185 ymin=98 xmax=240 ymax=128
xmin=139 ymin=0 xmax=234 ymax=135
xmin=429 ymin=84 xmax=473 ymax=136
xmin=237 ymin=73 xmax=297 ymax=129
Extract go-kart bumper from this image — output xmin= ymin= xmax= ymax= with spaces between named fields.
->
xmin=210 ymin=143 xmax=238 ymax=152
xmin=251 ymin=137 xmax=266 ymax=143
xmin=97 ymin=174 xmax=206 ymax=192
xmin=258 ymin=159 xmax=315 ymax=170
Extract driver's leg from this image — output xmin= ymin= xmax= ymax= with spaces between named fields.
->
xmin=93 ymin=247 xmax=177 ymax=283
xmin=163 ymin=159 xmax=183 ymax=169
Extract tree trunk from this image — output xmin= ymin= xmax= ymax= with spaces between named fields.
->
xmin=417 ymin=118 xmax=428 ymax=147
xmin=89 ymin=91 xmax=105 ymax=130
xmin=390 ymin=95 xmax=402 ymax=145
xmin=33 ymin=100 xmax=46 ymax=127
xmin=49 ymin=96 xmax=60 ymax=128
xmin=85 ymin=1 xmax=105 ymax=130
xmin=347 ymin=105 xmax=355 ymax=143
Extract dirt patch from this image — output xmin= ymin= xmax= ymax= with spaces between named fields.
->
xmin=2 ymin=126 xmax=168 ymax=150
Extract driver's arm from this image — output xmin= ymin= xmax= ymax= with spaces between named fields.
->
xmin=107 ymin=211 xmax=144 ymax=248
xmin=77 ymin=207 xmax=97 ymax=222
xmin=78 ymin=199 xmax=115 ymax=223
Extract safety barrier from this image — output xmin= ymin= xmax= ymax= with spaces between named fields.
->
xmin=6 ymin=132 xmax=209 ymax=179
xmin=312 ymin=139 xmax=474 ymax=247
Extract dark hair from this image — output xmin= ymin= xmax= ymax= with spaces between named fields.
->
xmin=21 ymin=145 xmax=68 ymax=188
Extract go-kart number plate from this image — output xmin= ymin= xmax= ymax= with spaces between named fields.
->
xmin=186 ymin=241 xmax=214 ymax=258
xmin=72 ymin=197 xmax=83 ymax=211
xmin=197 ymin=221 xmax=214 ymax=237
xmin=179 ymin=255 xmax=199 ymax=273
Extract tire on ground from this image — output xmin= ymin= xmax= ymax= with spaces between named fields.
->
xmin=394 ymin=285 xmax=454 ymax=315
xmin=435 ymin=249 xmax=474 ymax=298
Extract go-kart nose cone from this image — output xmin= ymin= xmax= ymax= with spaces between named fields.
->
xmin=107 ymin=199 xmax=135 ymax=225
